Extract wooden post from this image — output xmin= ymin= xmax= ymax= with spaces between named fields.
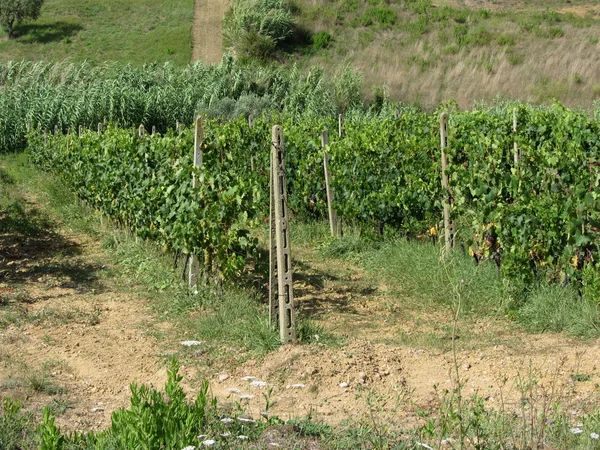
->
xmin=176 ymin=121 xmax=180 ymax=133
xmin=249 ymin=115 xmax=255 ymax=170
xmin=98 ymin=123 xmax=102 ymax=134
xmin=338 ymin=114 xmax=343 ymax=138
xmin=270 ymin=125 xmax=296 ymax=344
xmin=152 ymin=126 xmax=156 ymax=135
xmin=54 ymin=125 xmax=58 ymax=136
xmin=513 ymin=107 xmax=520 ymax=165
xmin=138 ymin=125 xmax=145 ymax=138
xmin=394 ymin=109 xmax=399 ymax=119
xmin=321 ymin=130 xmax=338 ymax=237
xmin=440 ymin=113 xmax=452 ymax=256
xmin=78 ymin=125 xmax=83 ymax=137
xmin=188 ymin=117 xmax=204 ymax=288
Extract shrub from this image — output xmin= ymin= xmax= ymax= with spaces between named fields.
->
xmin=222 ymin=0 xmax=293 ymax=60
xmin=549 ymin=26 xmax=565 ymax=38
xmin=311 ymin=30 xmax=332 ymax=50
xmin=364 ymin=7 xmax=396 ymax=28
xmin=497 ymin=34 xmax=516 ymax=46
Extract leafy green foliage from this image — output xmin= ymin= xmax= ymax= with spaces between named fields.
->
xmin=26 ymin=101 xmax=600 ymax=288
xmin=311 ymin=31 xmax=332 ymax=50
xmin=0 ymin=398 xmax=36 ymax=449
xmin=222 ymin=0 xmax=293 ymax=59
xmin=27 ymin=123 xmax=261 ymax=279
xmin=36 ymin=359 xmax=266 ymax=449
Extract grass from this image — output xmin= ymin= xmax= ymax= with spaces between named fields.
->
xmin=0 ymin=0 xmax=194 ymax=65
xmin=313 ymin=226 xmax=600 ymax=342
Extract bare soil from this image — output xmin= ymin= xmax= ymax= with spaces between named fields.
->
xmin=0 ymin=198 xmax=168 ymax=432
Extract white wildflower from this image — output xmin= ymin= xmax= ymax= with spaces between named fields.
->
xmin=220 ymin=417 xmax=234 ymax=424
xmin=181 ymin=447 xmax=195 ymax=450
xmin=221 ymin=432 xmax=231 ymax=437
xmin=250 ymin=380 xmax=266 ymax=388
xmin=201 ymin=440 xmax=215 ymax=447
xmin=237 ymin=435 xmax=248 ymax=440
xmin=591 ymin=432 xmax=599 ymax=440
xmin=227 ymin=388 xmax=241 ymax=394
xmin=240 ymin=394 xmax=254 ymax=400
xmin=571 ymin=427 xmax=583 ymax=435
xmin=238 ymin=417 xmax=256 ymax=423
xmin=180 ymin=340 xmax=203 ymax=347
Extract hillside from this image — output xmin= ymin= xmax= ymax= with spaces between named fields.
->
xmin=0 ymin=0 xmax=194 ymax=66
xmin=291 ymin=0 xmax=600 ymax=108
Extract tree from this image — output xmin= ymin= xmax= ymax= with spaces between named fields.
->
xmin=0 ymin=0 xmax=45 ymax=39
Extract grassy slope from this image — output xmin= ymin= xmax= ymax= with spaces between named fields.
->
xmin=291 ymin=0 xmax=600 ymax=109
xmin=0 ymin=0 xmax=194 ymax=66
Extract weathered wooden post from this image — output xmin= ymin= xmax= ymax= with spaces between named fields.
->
xmin=152 ymin=125 xmax=156 ymax=135
xmin=188 ymin=117 xmax=204 ymax=288
xmin=78 ymin=125 xmax=83 ymax=137
xmin=513 ymin=107 xmax=520 ymax=165
xmin=270 ymin=125 xmax=296 ymax=344
xmin=54 ymin=125 xmax=58 ymax=136
xmin=249 ymin=115 xmax=255 ymax=170
xmin=440 ymin=112 xmax=452 ymax=256
xmin=338 ymin=114 xmax=343 ymax=138
xmin=321 ymin=130 xmax=338 ymax=237
xmin=176 ymin=121 xmax=181 ymax=133
xmin=138 ymin=125 xmax=145 ymax=138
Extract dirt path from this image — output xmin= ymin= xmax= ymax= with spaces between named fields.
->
xmin=191 ymin=0 xmax=231 ymax=63
xmin=0 ymin=195 xmax=167 ymax=432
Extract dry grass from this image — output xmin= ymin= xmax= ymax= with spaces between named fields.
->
xmin=294 ymin=0 xmax=600 ymax=108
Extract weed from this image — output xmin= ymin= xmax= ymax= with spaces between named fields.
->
xmin=296 ymin=317 xmax=346 ymax=347
xmin=571 ymin=373 xmax=591 ymax=382
xmin=497 ymin=34 xmax=516 ymax=46
xmin=26 ymin=373 xmax=64 ymax=395
xmin=46 ymin=398 xmax=73 ymax=416
xmin=0 ymin=398 xmax=36 ymax=449
xmin=549 ymin=26 xmax=565 ymax=38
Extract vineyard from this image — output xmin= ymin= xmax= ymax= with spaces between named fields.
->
xmin=24 ymin=102 xmax=600 ymax=301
